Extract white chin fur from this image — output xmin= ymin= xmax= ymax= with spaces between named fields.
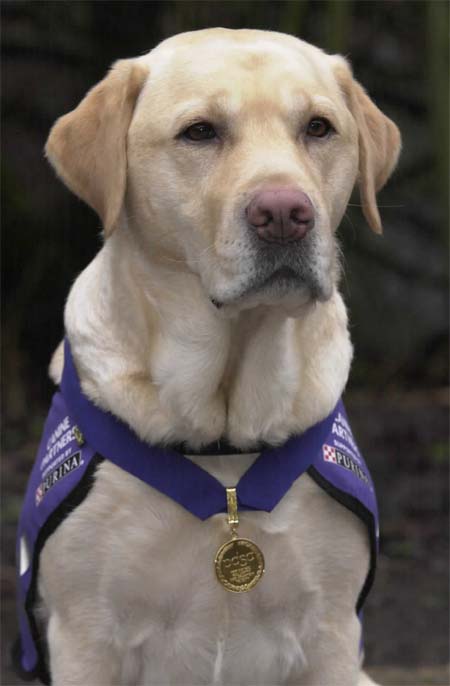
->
xmin=209 ymin=280 xmax=333 ymax=319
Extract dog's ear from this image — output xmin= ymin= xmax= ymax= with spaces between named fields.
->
xmin=333 ymin=57 xmax=401 ymax=234
xmin=45 ymin=59 xmax=148 ymax=236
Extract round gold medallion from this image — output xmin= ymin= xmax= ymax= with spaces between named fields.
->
xmin=214 ymin=537 xmax=265 ymax=593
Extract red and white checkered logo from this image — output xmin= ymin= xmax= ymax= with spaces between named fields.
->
xmin=323 ymin=444 xmax=337 ymax=463
xmin=35 ymin=484 xmax=44 ymax=506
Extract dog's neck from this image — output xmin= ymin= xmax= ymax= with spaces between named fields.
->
xmin=62 ymin=229 xmax=352 ymax=449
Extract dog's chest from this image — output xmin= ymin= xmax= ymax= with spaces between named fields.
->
xmin=40 ymin=457 xmax=368 ymax=684
xmin=150 ymin=314 xmax=302 ymax=446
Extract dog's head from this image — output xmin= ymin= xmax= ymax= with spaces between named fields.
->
xmin=46 ymin=29 xmax=400 ymax=313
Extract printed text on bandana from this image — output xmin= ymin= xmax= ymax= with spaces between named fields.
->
xmin=323 ymin=411 xmax=371 ymax=486
xmin=323 ymin=445 xmax=369 ymax=484
xmin=36 ymin=452 xmax=82 ymax=505
xmin=35 ymin=415 xmax=84 ymax=505
xmin=331 ymin=412 xmax=362 ymax=463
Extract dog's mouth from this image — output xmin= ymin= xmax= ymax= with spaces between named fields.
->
xmin=246 ymin=265 xmax=322 ymax=300
xmin=211 ymin=265 xmax=327 ymax=309
xmin=256 ymin=266 xmax=302 ymax=289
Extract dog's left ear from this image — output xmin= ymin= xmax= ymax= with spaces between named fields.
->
xmin=45 ymin=59 xmax=148 ymax=236
xmin=333 ymin=57 xmax=401 ymax=234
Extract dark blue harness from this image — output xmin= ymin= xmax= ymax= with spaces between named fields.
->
xmin=15 ymin=339 xmax=378 ymax=683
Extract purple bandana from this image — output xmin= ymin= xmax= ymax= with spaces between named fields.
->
xmin=15 ymin=339 xmax=378 ymax=684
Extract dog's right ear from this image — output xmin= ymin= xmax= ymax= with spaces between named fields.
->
xmin=45 ymin=59 xmax=148 ymax=236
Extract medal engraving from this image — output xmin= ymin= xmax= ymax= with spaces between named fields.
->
xmin=215 ymin=537 xmax=265 ymax=592
xmin=215 ymin=487 xmax=265 ymax=592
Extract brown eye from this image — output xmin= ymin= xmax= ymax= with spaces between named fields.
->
xmin=307 ymin=117 xmax=333 ymax=138
xmin=183 ymin=122 xmax=217 ymax=141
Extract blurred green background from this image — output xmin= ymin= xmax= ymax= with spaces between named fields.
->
xmin=1 ymin=1 xmax=449 ymax=684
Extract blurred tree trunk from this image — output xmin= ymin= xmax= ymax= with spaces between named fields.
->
xmin=427 ymin=0 xmax=449 ymax=245
xmin=279 ymin=1 xmax=308 ymax=37
xmin=2 ymin=321 xmax=27 ymax=424
xmin=324 ymin=0 xmax=352 ymax=53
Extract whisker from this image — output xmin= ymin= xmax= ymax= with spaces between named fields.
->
xmin=347 ymin=203 xmax=405 ymax=208
xmin=342 ymin=212 xmax=357 ymax=241
xmin=335 ymin=240 xmax=349 ymax=290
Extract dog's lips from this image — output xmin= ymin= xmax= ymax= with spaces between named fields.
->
xmin=257 ymin=266 xmax=303 ymax=288
xmin=210 ymin=266 xmax=321 ymax=308
xmin=246 ymin=265 xmax=311 ymax=296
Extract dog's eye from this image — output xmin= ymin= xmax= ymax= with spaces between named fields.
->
xmin=183 ymin=122 xmax=217 ymax=141
xmin=306 ymin=118 xmax=333 ymax=138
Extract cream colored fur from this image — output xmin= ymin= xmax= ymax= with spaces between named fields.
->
xmin=40 ymin=28 xmax=400 ymax=685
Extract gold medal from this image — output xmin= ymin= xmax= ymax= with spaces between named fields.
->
xmin=214 ymin=488 xmax=265 ymax=593
xmin=215 ymin=537 xmax=265 ymax=592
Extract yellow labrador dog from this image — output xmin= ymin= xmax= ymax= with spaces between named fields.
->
xmin=36 ymin=28 xmax=399 ymax=685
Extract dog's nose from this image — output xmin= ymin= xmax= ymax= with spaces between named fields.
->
xmin=246 ymin=188 xmax=314 ymax=243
